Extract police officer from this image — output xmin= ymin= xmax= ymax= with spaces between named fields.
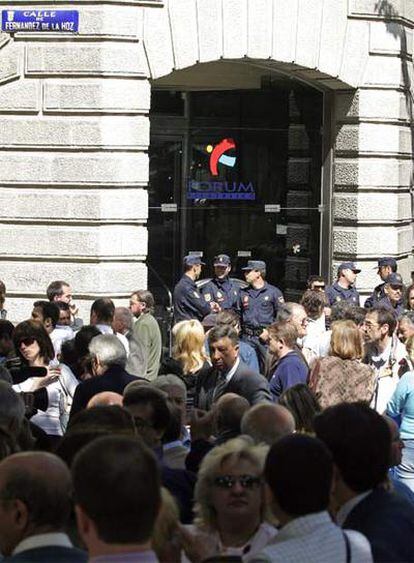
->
xmin=365 ymin=257 xmax=398 ymax=309
xmin=238 ymin=260 xmax=284 ymax=372
xmin=377 ymin=272 xmax=405 ymax=317
xmin=325 ymin=262 xmax=361 ymax=307
xmin=201 ymin=254 xmax=239 ymax=310
xmin=173 ymin=255 xmax=218 ymax=323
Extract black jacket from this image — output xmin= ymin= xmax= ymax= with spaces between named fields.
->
xmin=343 ymin=488 xmax=414 ymax=562
xmin=69 ymin=365 xmax=138 ymax=419
xmin=195 ymin=359 xmax=272 ymax=410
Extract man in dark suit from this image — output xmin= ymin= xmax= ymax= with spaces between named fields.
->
xmin=0 ymin=451 xmax=86 ymax=562
xmin=73 ymin=435 xmax=160 ymax=562
xmin=315 ymin=402 xmax=414 ymax=563
xmin=196 ymin=325 xmax=272 ymax=410
xmin=70 ymin=334 xmax=138 ymax=419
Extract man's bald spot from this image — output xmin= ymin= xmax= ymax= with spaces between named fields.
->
xmin=87 ymin=391 xmax=123 ymax=409
xmin=215 ymin=392 xmax=249 ymax=410
xmin=241 ymin=403 xmax=295 ymax=445
xmin=0 ymin=451 xmax=70 ymax=485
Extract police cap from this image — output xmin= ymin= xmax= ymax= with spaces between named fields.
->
xmin=213 ymin=254 xmax=231 ymax=267
xmin=338 ymin=261 xmax=361 ymax=274
xmin=242 ymin=260 xmax=266 ymax=272
xmin=183 ymin=255 xmax=205 ymax=267
xmin=377 ymin=257 xmax=397 ymax=269
xmin=385 ymin=273 xmax=403 ymax=287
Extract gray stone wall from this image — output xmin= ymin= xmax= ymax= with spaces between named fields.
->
xmin=0 ymin=2 xmax=157 ymax=321
xmin=0 ymin=0 xmax=412 ymax=320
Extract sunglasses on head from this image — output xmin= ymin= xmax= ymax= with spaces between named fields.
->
xmin=213 ymin=475 xmax=262 ymax=490
xmin=18 ymin=337 xmax=36 ymax=347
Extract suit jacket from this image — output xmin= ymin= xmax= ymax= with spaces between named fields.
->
xmin=69 ymin=365 xmax=139 ymax=419
xmin=195 ymin=359 xmax=272 ymax=410
xmin=343 ymin=487 xmax=414 ymax=562
xmin=5 ymin=546 xmax=87 ymax=562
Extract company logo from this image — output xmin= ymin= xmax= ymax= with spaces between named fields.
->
xmin=206 ymin=138 xmax=236 ymax=176
xmin=7 ymin=11 xmax=14 ymax=21
xmin=187 ymin=180 xmax=255 ymax=200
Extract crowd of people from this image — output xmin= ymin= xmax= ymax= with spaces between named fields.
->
xmin=0 ymin=253 xmax=414 ymax=561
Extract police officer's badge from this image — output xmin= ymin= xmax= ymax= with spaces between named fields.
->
xmin=204 ymin=293 xmax=211 ymax=302
xmin=217 ymin=291 xmax=223 ymax=300
xmin=336 ymin=296 xmax=341 ymax=302
xmin=264 ymin=296 xmax=269 ymax=301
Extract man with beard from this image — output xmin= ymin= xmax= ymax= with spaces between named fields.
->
xmin=363 ymin=305 xmax=407 ymax=413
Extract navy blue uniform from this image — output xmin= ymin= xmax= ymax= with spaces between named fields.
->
xmin=173 ymin=275 xmax=211 ymax=323
xmin=376 ymin=296 xmax=404 ymax=318
xmin=365 ymin=283 xmax=386 ymax=309
xmin=238 ymin=282 xmax=284 ymax=330
xmin=325 ymin=281 xmax=360 ymax=307
xmin=238 ymin=282 xmax=284 ymax=372
xmin=201 ymin=277 xmax=239 ymax=310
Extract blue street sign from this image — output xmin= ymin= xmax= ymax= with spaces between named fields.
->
xmin=2 ymin=10 xmax=79 ymax=32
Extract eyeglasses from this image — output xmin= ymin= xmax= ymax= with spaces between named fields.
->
xmin=18 ymin=337 xmax=36 ymax=347
xmin=363 ymin=321 xmax=379 ymax=329
xmin=213 ymin=475 xmax=262 ymax=490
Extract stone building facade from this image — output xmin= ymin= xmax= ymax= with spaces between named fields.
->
xmin=0 ymin=0 xmax=412 ymax=320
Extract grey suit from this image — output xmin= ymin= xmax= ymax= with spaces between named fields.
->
xmin=195 ymin=359 xmax=272 ymax=410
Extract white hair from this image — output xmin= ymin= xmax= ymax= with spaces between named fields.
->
xmin=89 ymin=334 xmax=127 ymax=368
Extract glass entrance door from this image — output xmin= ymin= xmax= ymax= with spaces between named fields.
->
xmin=148 ymin=84 xmax=324 ymax=304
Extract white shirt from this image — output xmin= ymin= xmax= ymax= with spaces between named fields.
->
xmin=50 ymin=325 xmax=74 ymax=357
xmin=182 ymin=522 xmax=277 ymax=562
xmin=13 ymin=532 xmax=73 ymax=555
xmin=224 ymin=356 xmax=241 ymax=384
xmin=336 ymin=491 xmax=373 ymax=527
xmin=95 ymin=324 xmax=130 ymax=355
xmin=366 ymin=336 xmax=406 ymax=413
xmin=13 ymin=363 xmax=78 ymax=436
xmin=251 ymin=511 xmax=372 ymax=563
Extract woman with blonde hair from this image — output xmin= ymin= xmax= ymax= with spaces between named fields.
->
xmin=159 ymin=319 xmax=210 ymax=411
xmin=309 ymin=320 xmax=376 ymax=409
xmin=181 ymin=436 xmax=276 ymax=562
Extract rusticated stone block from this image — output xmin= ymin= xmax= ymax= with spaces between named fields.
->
xmin=0 ymin=80 xmax=39 ymax=112
xmin=0 ymin=187 xmax=148 ymax=221
xmin=0 ymin=152 xmax=148 ymax=186
xmin=196 ymin=0 xmax=223 ymax=63
xmin=26 ymin=42 xmax=146 ymax=77
xmin=0 ymin=116 xmax=149 ymax=149
xmin=44 ymin=78 xmax=150 ymax=114
xmin=247 ymin=0 xmax=272 ymax=59
xmin=0 ymin=224 xmax=148 ymax=258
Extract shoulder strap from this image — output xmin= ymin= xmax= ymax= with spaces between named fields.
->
xmin=343 ymin=531 xmax=351 ymax=563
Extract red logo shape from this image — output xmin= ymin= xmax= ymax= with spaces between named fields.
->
xmin=209 ymin=138 xmax=236 ymax=176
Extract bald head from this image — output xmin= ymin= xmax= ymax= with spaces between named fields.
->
xmin=87 ymin=391 xmax=123 ymax=409
xmin=0 ymin=452 xmax=72 ymax=555
xmin=214 ymin=393 xmax=250 ymax=436
xmin=241 ymin=403 xmax=295 ymax=446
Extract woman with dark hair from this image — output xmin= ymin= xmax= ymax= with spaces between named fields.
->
xmin=405 ymin=283 xmax=414 ymax=312
xmin=278 ymin=383 xmax=321 ymax=434
xmin=12 ymin=320 xmax=78 ymax=437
